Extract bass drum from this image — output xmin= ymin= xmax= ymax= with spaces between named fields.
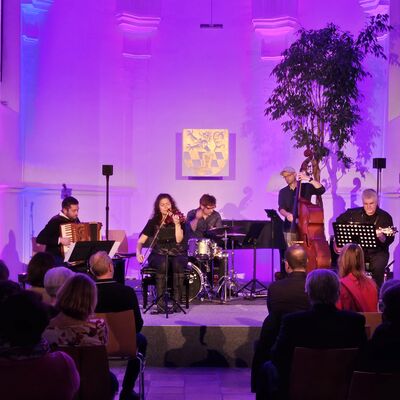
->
xmin=186 ymin=262 xmax=204 ymax=302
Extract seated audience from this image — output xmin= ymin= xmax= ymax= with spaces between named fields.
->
xmin=90 ymin=251 xmax=146 ymax=400
xmin=360 ymin=283 xmax=400 ymax=372
xmin=251 ymin=245 xmax=310 ymax=392
xmin=0 ymin=291 xmax=79 ymax=400
xmin=336 ymin=243 xmax=378 ymax=312
xmin=0 ymin=260 xmax=10 ymax=281
xmin=44 ymin=267 xmax=74 ymax=306
xmin=27 ymin=252 xmax=56 ymax=303
xmin=379 ymin=278 xmax=400 ymax=312
xmin=257 ymin=269 xmax=367 ymax=399
xmin=0 ymin=280 xmax=21 ymax=305
xmin=43 ymin=273 xmax=107 ymax=346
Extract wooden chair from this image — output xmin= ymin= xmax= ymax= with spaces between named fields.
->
xmin=359 ymin=312 xmax=382 ymax=339
xmin=347 ymin=371 xmax=400 ymax=400
xmin=95 ymin=310 xmax=145 ymax=400
xmin=289 ymin=347 xmax=359 ymax=400
xmin=58 ymin=345 xmax=112 ymax=400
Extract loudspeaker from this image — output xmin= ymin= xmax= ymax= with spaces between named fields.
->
xmin=102 ymin=164 xmax=113 ymax=176
xmin=373 ymin=158 xmax=386 ymax=169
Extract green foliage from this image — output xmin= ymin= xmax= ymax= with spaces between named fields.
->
xmin=265 ymin=14 xmax=392 ymax=176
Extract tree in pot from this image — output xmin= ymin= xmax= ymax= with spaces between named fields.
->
xmin=265 ymin=14 xmax=392 ymax=185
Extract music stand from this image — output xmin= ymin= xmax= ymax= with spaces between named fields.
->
xmin=64 ymin=240 xmax=119 ymax=264
xmin=236 ymin=221 xmax=268 ymax=298
xmin=333 ymin=223 xmax=377 ymax=249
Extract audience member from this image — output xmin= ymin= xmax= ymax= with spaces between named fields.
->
xmin=257 ymin=269 xmax=367 ymax=399
xmin=0 ymin=260 xmax=10 ymax=281
xmin=43 ymin=273 xmax=107 ymax=346
xmin=44 ymin=267 xmax=74 ymax=305
xmin=251 ymin=245 xmax=310 ymax=392
xmin=379 ymin=279 xmax=400 ymax=312
xmin=27 ymin=252 xmax=56 ymax=303
xmin=90 ymin=251 xmax=146 ymax=400
xmin=0 ymin=291 xmax=79 ymax=400
xmin=0 ymin=280 xmax=21 ymax=306
xmin=336 ymin=243 xmax=378 ymax=312
xmin=360 ymin=284 xmax=400 ymax=372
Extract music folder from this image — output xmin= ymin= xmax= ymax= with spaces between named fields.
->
xmin=64 ymin=241 xmax=120 ymax=263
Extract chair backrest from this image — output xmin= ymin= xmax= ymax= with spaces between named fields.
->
xmin=95 ymin=310 xmax=137 ymax=357
xmin=359 ymin=312 xmax=382 ymax=339
xmin=289 ymin=347 xmax=359 ymax=400
xmin=104 ymin=230 xmax=129 ymax=253
xmin=347 ymin=371 xmax=400 ymax=400
xmin=59 ymin=345 xmax=111 ymax=400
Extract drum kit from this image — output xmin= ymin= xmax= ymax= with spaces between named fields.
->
xmin=186 ymin=225 xmax=246 ymax=303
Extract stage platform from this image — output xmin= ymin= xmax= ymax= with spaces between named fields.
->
xmin=140 ymin=297 xmax=266 ymax=368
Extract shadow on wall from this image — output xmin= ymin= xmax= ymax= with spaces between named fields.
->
xmin=0 ymin=230 xmax=26 ymax=278
xmin=219 ymin=186 xmax=253 ymax=220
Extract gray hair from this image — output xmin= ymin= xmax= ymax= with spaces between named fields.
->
xmin=44 ymin=267 xmax=74 ymax=298
xmin=305 ymin=269 xmax=340 ymax=305
xmin=362 ymin=188 xmax=378 ymax=202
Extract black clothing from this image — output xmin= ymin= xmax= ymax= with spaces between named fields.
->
xmin=278 ymin=182 xmax=325 ymax=231
xmin=251 ymin=272 xmax=310 ymax=392
xmin=95 ymin=279 xmax=146 ymax=396
xmin=336 ymin=207 xmax=394 ymax=287
xmin=256 ymin=304 xmax=367 ymax=399
xmin=186 ymin=209 xmax=222 ymax=239
xmin=36 ymin=214 xmax=80 ymax=259
xmin=359 ymin=321 xmax=400 ymax=373
xmin=141 ymin=218 xmax=186 ymax=256
xmin=95 ymin=279 xmax=143 ymax=332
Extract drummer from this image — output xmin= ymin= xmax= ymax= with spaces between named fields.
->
xmin=186 ymin=194 xmax=223 ymax=239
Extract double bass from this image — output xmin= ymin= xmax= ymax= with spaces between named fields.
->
xmin=289 ymin=151 xmax=331 ymax=271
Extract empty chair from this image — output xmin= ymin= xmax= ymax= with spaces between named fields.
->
xmin=289 ymin=347 xmax=359 ymax=400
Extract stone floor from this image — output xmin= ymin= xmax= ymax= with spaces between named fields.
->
xmin=110 ymin=360 xmax=254 ymax=400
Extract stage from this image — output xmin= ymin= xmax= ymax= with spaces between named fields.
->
xmin=139 ymin=294 xmax=266 ymax=368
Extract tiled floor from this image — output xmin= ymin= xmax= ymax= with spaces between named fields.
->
xmin=110 ymin=360 xmax=254 ymax=400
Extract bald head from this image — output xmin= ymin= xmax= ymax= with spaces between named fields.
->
xmin=285 ymin=245 xmax=308 ymax=272
xmin=89 ymin=251 xmax=113 ymax=279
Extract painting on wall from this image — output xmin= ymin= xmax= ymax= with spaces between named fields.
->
xmin=182 ymin=129 xmax=229 ymax=177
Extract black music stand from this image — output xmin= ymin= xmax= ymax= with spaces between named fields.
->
xmin=333 ymin=223 xmax=377 ymax=249
xmin=236 ymin=221 xmax=269 ymax=298
xmin=64 ymin=240 xmax=119 ymax=266
xmin=143 ymin=227 xmax=186 ymax=318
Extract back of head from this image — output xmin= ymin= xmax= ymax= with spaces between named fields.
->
xmin=0 ymin=280 xmax=22 ymax=305
xmin=44 ymin=267 xmax=74 ymax=298
xmin=200 ymin=194 xmax=216 ymax=207
xmin=338 ymin=243 xmax=366 ymax=280
xmin=56 ymin=273 xmax=97 ymax=321
xmin=0 ymin=260 xmax=10 ymax=281
xmin=306 ymin=269 xmax=340 ymax=305
xmin=27 ymin=252 xmax=56 ymax=287
xmin=382 ymin=284 xmax=400 ymax=323
xmin=285 ymin=245 xmax=308 ymax=270
xmin=0 ymin=291 xmax=49 ymax=347
xmin=89 ymin=251 xmax=112 ymax=278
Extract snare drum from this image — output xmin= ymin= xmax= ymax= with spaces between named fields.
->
xmin=188 ymin=238 xmax=213 ymax=260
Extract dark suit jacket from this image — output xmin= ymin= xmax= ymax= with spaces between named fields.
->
xmin=271 ymin=304 xmax=367 ymax=386
xmin=94 ymin=279 xmax=143 ymax=333
xmin=359 ymin=321 xmax=400 ymax=372
xmin=251 ymin=272 xmax=310 ymax=392
xmin=36 ymin=214 xmax=80 ymax=259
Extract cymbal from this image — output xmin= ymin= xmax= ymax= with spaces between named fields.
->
xmin=207 ymin=225 xmax=245 ymax=237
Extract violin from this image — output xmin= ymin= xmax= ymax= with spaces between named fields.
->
xmin=163 ymin=210 xmax=186 ymax=225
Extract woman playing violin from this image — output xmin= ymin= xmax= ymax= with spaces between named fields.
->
xmin=136 ymin=193 xmax=187 ymax=313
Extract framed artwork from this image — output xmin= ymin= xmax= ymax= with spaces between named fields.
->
xmin=182 ymin=128 xmax=229 ymax=177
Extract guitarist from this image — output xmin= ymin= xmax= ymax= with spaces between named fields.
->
xmin=336 ymin=188 xmax=395 ymax=288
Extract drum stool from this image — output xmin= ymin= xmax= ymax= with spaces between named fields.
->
xmin=141 ymin=264 xmax=190 ymax=309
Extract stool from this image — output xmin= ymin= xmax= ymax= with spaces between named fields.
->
xmin=141 ymin=265 xmax=190 ymax=309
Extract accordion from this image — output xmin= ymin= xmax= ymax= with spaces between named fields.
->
xmin=60 ymin=222 xmax=102 ymax=256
